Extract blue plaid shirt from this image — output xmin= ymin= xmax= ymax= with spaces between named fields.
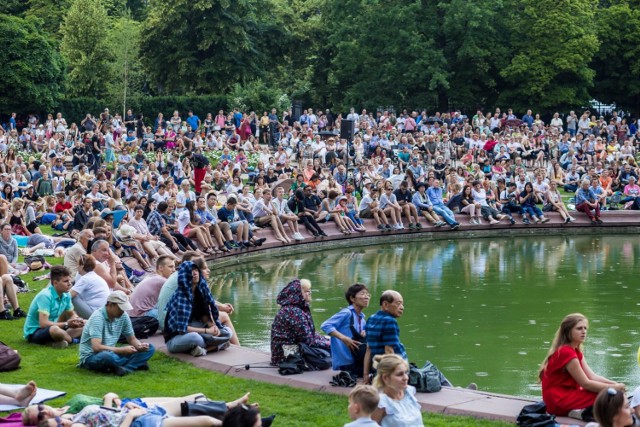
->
xmin=164 ymin=262 xmax=220 ymax=340
xmin=147 ymin=210 xmax=165 ymax=236
xmin=365 ymin=310 xmax=407 ymax=361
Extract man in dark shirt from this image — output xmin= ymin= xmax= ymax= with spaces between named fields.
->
xmin=393 ymin=181 xmax=421 ymax=229
xmin=302 ymin=187 xmax=322 ymax=218
xmin=217 ymin=198 xmax=265 ymax=248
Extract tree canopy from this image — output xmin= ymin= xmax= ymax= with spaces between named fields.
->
xmin=0 ymin=15 xmax=65 ymax=112
xmin=1 ymin=0 xmax=639 ymax=114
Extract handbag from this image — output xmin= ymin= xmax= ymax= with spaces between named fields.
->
xmin=0 ymin=341 xmax=21 ymax=371
xmin=349 ymin=312 xmax=367 ymax=377
xmin=299 ymin=343 xmax=332 ymax=371
xmin=180 ymin=396 xmax=227 ymax=420
xmin=278 ymin=353 xmax=306 ymax=375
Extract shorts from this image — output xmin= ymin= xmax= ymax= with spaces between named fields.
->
xmin=27 ymin=327 xmax=55 ymax=344
xmin=182 ymin=227 xmax=192 ymax=237
xmin=26 ymin=221 xmax=39 ymax=234
xmin=229 ymin=221 xmax=244 ymax=233
xmin=359 ymin=208 xmax=373 ymax=219
xmin=255 ymin=216 xmax=271 ymax=227
xmin=131 ymin=405 xmax=167 ymax=427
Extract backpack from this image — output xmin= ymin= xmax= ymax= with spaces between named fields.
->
xmin=516 ymin=401 xmax=556 ymax=427
xmin=278 ymin=353 xmax=306 ymax=376
xmin=299 ymin=343 xmax=332 ymax=371
xmin=408 ymin=361 xmax=442 ymax=393
xmin=130 ymin=316 xmax=159 ymax=339
xmin=0 ymin=341 xmax=21 ymax=371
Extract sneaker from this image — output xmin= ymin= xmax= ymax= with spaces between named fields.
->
xmin=436 ymin=221 xmax=445 ymax=227
xmin=385 ymin=224 xmax=392 ymax=231
xmin=216 ymin=342 xmax=230 ymax=352
xmin=540 ymin=217 xmax=550 ymax=223
xmin=398 ymin=223 xmax=405 ymax=229
xmin=377 ymin=224 xmax=385 ymax=231
xmin=190 ymin=346 xmax=208 ymax=357
xmin=132 ymin=269 xmax=146 ymax=277
xmin=466 ymin=382 xmax=478 ymax=391
xmin=254 ymin=238 xmax=267 ymax=246
xmin=12 ymin=308 xmax=26 ymax=318
xmin=596 ymin=218 xmax=603 ymax=224
xmin=319 ymin=231 xmax=328 ymax=237
xmin=229 ymin=241 xmax=240 ymax=249
xmin=415 ymin=222 xmax=422 ymax=229
xmin=249 ymin=224 xmax=259 ymax=231
xmin=51 ymin=340 xmax=68 ymax=349
xmin=509 ymin=217 xmax=516 ymax=225
xmin=0 ymin=310 xmax=14 ymax=321
xmin=112 ymin=366 xmax=129 ymax=377
xmin=533 ymin=217 xmax=540 ymax=223
xmin=312 ymin=231 xmax=320 ymax=237
xmin=569 ymin=216 xmax=577 ymax=222
xmin=450 ymin=223 xmax=460 ymax=230
xmin=470 ymin=218 xmax=477 ymax=225
xmin=224 ymin=241 xmax=233 ymax=249
xmin=523 ymin=218 xmax=531 ymax=225
xmin=294 ymin=233 xmax=304 ymax=241
xmin=564 ymin=217 xmax=571 ymax=224
xmin=392 ymin=224 xmax=401 ymax=230
xmin=408 ymin=223 xmax=416 ymax=229
xmin=568 ymin=409 xmax=584 ymax=420
xmin=245 ymin=241 xmax=256 ymax=247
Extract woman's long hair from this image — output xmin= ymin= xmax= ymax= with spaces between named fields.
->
xmin=538 ymin=313 xmax=588 ymax=379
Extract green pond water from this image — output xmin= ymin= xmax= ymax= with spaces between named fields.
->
xmin=208 ymin=235 xmax=640 ymax=399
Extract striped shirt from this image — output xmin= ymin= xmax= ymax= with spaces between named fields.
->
xmin=79 ymin=307 xmax=134 ymax=364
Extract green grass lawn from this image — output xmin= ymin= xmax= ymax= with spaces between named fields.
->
xmin=0 ymin=228 xmax=511 ymax=426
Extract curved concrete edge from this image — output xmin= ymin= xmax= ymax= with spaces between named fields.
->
xmin=204 ymin=211 xmax=640 ymax=267
xmin=145 ymin=336 xmax=584 ymax=425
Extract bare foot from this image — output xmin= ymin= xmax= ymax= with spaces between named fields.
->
xmin=227 ymin=392 xmax=250 ymax=409
xmin=16 ymin=381 xmax=37 ymax=406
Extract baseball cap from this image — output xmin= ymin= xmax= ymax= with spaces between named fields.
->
xmin=107 ymin=290 xmax=132 ymax=311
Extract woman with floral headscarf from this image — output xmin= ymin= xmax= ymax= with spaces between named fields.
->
xmin=270 ymin=279 xmax=330 ymax=365
xmin=163 ymin=261 xmax=232 ymax=357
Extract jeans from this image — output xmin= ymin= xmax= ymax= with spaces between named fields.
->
xmin=522 ymin=205 xmax=543 ymax=217
xmin=166 ymin=324 xmax=232 ymax=354
xmin=432 ymin=204 xmax=457 ymax=225
xmin=81 ymin=344 xmax=155 ymax=374
xmin=72 ymin=295 xmax=96 ymax=320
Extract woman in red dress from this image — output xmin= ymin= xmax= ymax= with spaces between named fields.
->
xmin=540 ymin=313 xmax=625 ymax=420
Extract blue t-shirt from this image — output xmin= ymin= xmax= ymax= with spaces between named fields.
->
xmin=187 ymin=115 xmax=200 ymax=131
xmin=24 ymin=285 xmax=73 ymax=338
xmin=217 ymin=206 xmax=236 ymax=223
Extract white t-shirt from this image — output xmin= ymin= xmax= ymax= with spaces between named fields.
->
xmin=71 ymin=271 xmax=110 ymax=312
xmin=176 ymin=190 xmax=195 ymax=213
xmin=177 ymin=210 xmax=191 ymax=234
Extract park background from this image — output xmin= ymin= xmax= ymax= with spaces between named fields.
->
xmin=1 ymin=0 xmax=639 ymax=121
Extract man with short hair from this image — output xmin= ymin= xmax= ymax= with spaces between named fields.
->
xmin=363 ymin=290 xmax=407 ymax=382
xmin=128 ymin=256 xmax=175 ymax=319
xmin=79 ymin=290 xmax=155 ymax=376
xmin=91 ymin=239 xmax=132 ymax=294
xmin=23 ymin=265 xmax=85 ymax=348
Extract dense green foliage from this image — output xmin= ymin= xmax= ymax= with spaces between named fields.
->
xmin=2 ymin=0 xmax=639 ymax=114
xmin=0 ymin=15 xmax=65 ymax=112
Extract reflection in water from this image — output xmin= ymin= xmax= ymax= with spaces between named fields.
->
xmin=209 ymin=235 xmax=640 ymax=398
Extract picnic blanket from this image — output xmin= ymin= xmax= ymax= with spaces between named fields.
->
xmin=0 ymin=385 xmax=66 ymax=411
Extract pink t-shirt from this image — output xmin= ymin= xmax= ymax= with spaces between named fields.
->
xmin=128 ymin=275 xmax=166 ymax=317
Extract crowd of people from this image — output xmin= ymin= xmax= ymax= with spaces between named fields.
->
xmin=1 ymin=104 xmax=640 ymax=427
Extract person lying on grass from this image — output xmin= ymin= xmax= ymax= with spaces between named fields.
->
xmin=24 ymin=392 xmax=271 ymax=427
